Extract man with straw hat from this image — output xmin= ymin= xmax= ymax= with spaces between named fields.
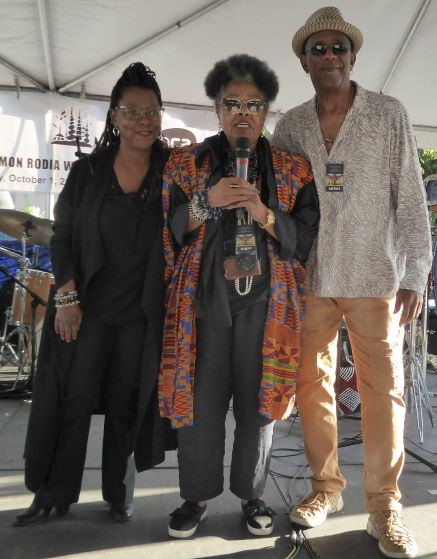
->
xmin=272 ymin=6 xmax=431 ymax=558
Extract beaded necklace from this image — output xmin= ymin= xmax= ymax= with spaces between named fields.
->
xmin=224 ymin=150 xmax=259 ymax=186
xmin=224 ymin=150 xmax=260 ymax=296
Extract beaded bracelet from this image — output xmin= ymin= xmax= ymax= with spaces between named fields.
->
xmin=55 ymin=299 xmax=80 ymax=309
xmin=54 ymin=289 xmax=80 ymax=308
xmin=198 ymin=190 xmax=222 ymax=221
xmin=54 ymin=290 xmax=78 ymax=303
xmin=54 ymin=289 xmax=78 ymax=301
xmin=188 ymin=193 xmax=209 ymax=222
xmin=188 ymin=191 xmax=223 ymax=223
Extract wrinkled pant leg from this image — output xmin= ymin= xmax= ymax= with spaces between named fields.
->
xmin=342 ymin=297 xmax=405 ymax=512
xmin=177 ymin=318 xmax=233 ymax=502
xmin=297 ymin=292 xmax=347 ymax=493
xmin=41 ymin=319 xmax=111 ymax=507
xmin=101 ymin=319 xmax=147 ymax=505
xmin=229 ymin=302 xmax=275 ymax=500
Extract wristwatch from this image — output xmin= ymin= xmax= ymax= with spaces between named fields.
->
xmin=258 ymin=208 xmax=276 ymax=229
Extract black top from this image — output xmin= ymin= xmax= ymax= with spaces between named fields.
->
xmin=83 ymin=169 xmax=162 ymax=323
xmin=51 ymin=143 xmax=170 ymax=314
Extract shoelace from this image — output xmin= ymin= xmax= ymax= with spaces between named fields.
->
xmin=298 ymin=492 xmax=331 ymax=513
xmin=376 ymin=512 xmax=415 ymax=545
xmin=244 ymin=500 xmax=275 ymax=518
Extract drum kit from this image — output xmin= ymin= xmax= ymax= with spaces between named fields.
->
xmin=0 ymin=208 xmax=54 ymax=396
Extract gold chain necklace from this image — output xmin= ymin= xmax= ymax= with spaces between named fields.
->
xmin=316 ymin=86 xmax=354 ymax=145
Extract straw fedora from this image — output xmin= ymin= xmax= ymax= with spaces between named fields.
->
xmin=292 ymin=6 xmax=363 ymax=57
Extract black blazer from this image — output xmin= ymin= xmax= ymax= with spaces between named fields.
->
xmin=24 ymin=147 xmax=175 ymax=491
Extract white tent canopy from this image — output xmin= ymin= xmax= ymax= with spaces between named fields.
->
xmin=0 ymin=0 xmax=436 ymax=148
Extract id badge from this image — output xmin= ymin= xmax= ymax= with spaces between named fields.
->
xmin=325 ymin=163 xmax=344 ymax=192
xmin=235 ymin=225 xmax=258 ymax=273
xmin=235 ymin=227 xmax=257 ymax=253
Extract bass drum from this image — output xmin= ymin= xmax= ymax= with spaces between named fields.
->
xmin=10 ymin=269 xmax=54 ymax=328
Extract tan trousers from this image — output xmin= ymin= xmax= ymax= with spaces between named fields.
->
xmin=297 ymin=292 xmax=405 ymax=512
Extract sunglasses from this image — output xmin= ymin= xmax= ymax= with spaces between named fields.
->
xmin=114 ymin=106 xmax=164 ymax=120
xmin=220 ymin=98 xmax=266 ymax=114
xmin=305 ymin=44 xmax=351 ymax=56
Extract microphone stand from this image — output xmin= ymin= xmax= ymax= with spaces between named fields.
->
xmin=0 ymin=266 xmax=47 ymax=394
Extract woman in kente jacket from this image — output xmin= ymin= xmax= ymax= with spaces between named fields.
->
xmin=159 ymin=54 xmax=319 ymax=539
xmin=14 ymin=63 xmax=173 ymax=526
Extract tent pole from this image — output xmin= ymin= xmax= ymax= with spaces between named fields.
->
xmin=0 ymin=57 xmax=47 ymax=92
xmin=58 ymin=0 xmax=232 ymax=94
xmin=36 ymin=0 xmax=55 ymax=91
xmin=380 ymin=0 xmax=431 ymax=93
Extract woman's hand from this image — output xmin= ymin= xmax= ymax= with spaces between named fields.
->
xmin=207 ymin=177 xmax=257 ymax=209
xmin=216 ymin=178 xmax=269 ymax=225
xmin=54 ymin=304 xmax=82 ymax=343
xmin=234 ymin=194 xmax=269 ymax=225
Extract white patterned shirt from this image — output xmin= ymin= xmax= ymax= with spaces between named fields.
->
xmin=271 ymin=83 xmax=432 ymax=298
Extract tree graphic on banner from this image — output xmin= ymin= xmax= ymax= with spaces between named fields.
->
xmin=67 ymin=108 xmax=76 ymax=141
xmin=51 ymin=108 xmax=93 ymax=148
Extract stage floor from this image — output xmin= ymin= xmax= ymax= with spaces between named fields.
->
xmin=1 ymin=374 xmax=437 ymax=559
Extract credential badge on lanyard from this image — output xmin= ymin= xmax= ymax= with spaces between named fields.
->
xmin=325 ymin=163 xmax=344 ymax=192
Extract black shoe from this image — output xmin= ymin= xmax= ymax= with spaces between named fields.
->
xmin=242 ymin=499 xmax=275 ymax=536
xmin=55 ymin=504 xmax=70 ymax=516
xmin=168 ymin=501 xmax=207 ymax=538
xmin=14 ymin=498 xmax=52 ymax=527
xmin=110 ymin=503 xmax=134 ymax=522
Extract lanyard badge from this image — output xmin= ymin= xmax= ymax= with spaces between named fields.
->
xmin=325 ymin=163 xmax=344 ymax=192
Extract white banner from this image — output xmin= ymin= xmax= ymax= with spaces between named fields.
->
xmin=0 ymin=91 xmax=277 ymax=218
xmin=0 ymin=92 xmax=105 ymax=218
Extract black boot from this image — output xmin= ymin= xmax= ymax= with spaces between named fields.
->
xmin=14 ymin=496 xmax=52 ymax=527
xmin=109 ymin=502 xmax=134 ymax=522
xmin=55 ymin=504 xmax=70 ymax=516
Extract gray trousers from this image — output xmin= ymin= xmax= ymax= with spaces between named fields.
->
xmin=177 ymin=302 xmax=275 ymax=502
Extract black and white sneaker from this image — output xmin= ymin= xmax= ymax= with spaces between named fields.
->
xmin=242 ymin=499 xmax=275 ymax=536
xmin=168 ymin=501 xmax=207 ymax=538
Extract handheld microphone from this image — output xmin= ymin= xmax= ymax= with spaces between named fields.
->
xmin=234 ymin=137 xmax=251 ymax=220
xmin=235 ymin=137 xmax=251 ymax=181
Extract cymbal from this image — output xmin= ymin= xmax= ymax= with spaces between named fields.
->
xmin=0 ymin=209 xmax=53 ymax=247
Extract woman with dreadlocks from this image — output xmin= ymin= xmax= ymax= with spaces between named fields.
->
xmin=14 ymin=62 xmax=172 ymax=526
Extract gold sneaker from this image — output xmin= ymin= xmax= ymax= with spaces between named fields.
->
xmin=367 ymin=511 xmax=418 ymax=558
xmin=289 ymin=491 xmax=343 ymax=528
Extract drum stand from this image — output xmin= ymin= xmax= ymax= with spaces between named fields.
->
xmin=403 ymin=216 xmax=437 ymax=440
xmin=0 ymin=236 xmax=47 ymax=396
xmin=403 ymin=283 xmax=435 ymax=443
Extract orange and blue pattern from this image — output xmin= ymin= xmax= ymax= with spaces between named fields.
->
xmin=159 ymin=143 xmax=313 ymax=428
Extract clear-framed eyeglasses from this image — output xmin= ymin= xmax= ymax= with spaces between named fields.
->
xmin=220 ymin=98 xmax=266 ymax=115
xmin=114 ymin=106 xmax=164 ymax=120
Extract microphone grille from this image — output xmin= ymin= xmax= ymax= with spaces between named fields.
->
xmin=235 ymin=137 xmax=251 ymax=157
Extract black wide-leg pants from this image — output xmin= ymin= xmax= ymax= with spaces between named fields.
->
xmin=39 ymin=316 xmax=146 ymax=507
xmin=177 ymin=301 xmax=275 ymax=502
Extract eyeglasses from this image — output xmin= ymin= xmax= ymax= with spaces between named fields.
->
xmin=305 ymin=44 xmax=351 ymax=56
xmin=220 ymin=98 xmax=266 ymax=114
xmin=114 ymin=106 xmax=164 ymax=120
